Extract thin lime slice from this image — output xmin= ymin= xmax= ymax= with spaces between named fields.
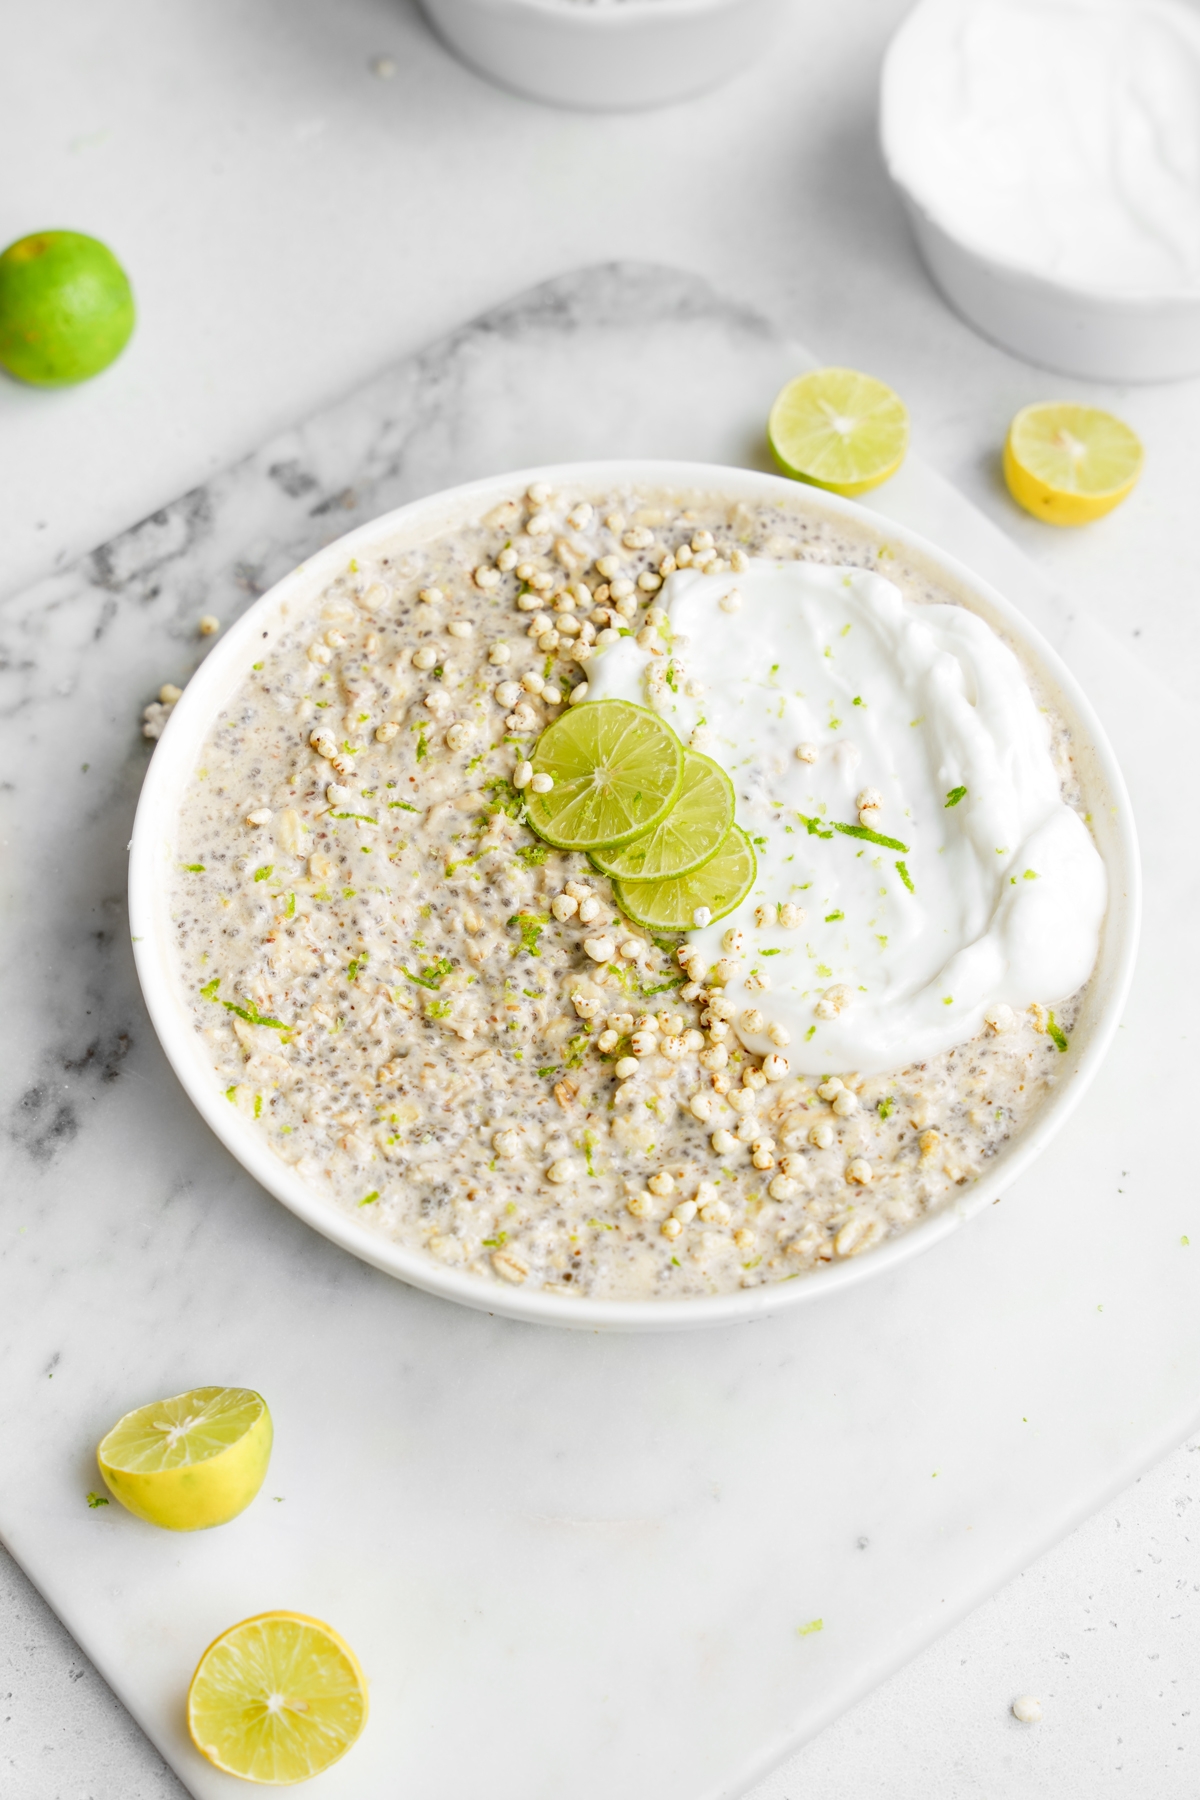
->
xmin=527 ymin=699 xmax=684 ymax=851
xmin=768 ymin=367 xmax=908 ymax=496
xmin=614 ymin=826 xmax=757 ymax=932
xmin=591 ymin=750 xmax=734 ymax=881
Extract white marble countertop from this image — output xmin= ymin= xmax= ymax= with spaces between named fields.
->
xmin=3 ymin=2 xmax=1200 ymax=1795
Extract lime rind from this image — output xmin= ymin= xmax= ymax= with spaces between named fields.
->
xmin=614 ymin=826 xmax=757 ymax=931
xmin=527 ymin=699 xmax=683 ymax=851
xmin=590 ymin=749 xmax=734 ymax=881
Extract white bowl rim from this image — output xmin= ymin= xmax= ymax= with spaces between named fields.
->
xmin=129 ymin=459 xmax=1141 ymax=1333
xmin=878 ymin=3 xmax=1200 ymax=311
xmin=426 ymin=0 xmax=753 ymax=22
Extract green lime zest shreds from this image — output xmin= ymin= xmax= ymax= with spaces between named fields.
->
xmin=833 ymin=821 xmax=909 ymax=852
xmin=1046 ymin=1012 xmax=1069 ymax=1053
xmin=401 ymin=956 xmax=453 ymax=990
xmin=358 ymin=1191 xmax=380 ymax=1207
xmin=509 ymin=914 xmax=548 ymax=958
xmin=330 ymin=810 xmax=377 ymax=825
xmin=944 ymin=786 xmax=967 ymax=807
xmin=86 ymin=1491 xmax=110 ymax=1508
xmin=222 ymin=999 xmax=290 ymax=1031
xmin=388 ymin=798 xmax=418 ymax=812
xmin=799 ymin=814 xmax=834 ymax=839
xmin=200 ymin=977 xmax=221 ymax=1001
xmin=896 ymin=861 xmax=915 ymax=893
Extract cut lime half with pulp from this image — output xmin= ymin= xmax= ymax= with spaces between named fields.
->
xmin=614 ymin=825 xmax=757 ymax=932
xmin=591 ymin=749 xmax=734 ymax=881
xmin=97 ymin=1386 xmax=272 ymax=1531
xmin=768 ymin=367 xmax=909 ymax=496
xmin=1003 ymin=402 xmax=1142 ymax=525
xmin=187 ymin=1611 xmax=368 ymax=1784
xmin=527 ymin=699 xmax=683 ymax=851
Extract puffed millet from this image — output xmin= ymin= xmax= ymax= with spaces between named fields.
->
xmin=742 ymin=1067 xmax=767 ymax=1091
xmin=767 ymin=1022 xmax=790 ymax=1048
xmin=661 ymin=1217 xmax=683 ymax=1240
xmin=718 ymin=588 xmax=743 ymax=614
xmin=1011 ymin=1697 xmax=1042 ymax=1725
xmin=832 ymin=1090 xmax=859 ymax=1116
xmin=689 ymin=1093 xmax=714 ymax=1122
xmin=492 ymin=1129 xmax=522 ymax=1158
xmin=985 ymin=1003 xmax=1015 ymax=1032
xmin=473 ymin=566 xmax=500 ymax=590
xmin=711 ymin=1129 xmax=737 ymax=1155
xmin=671 ymin=1198 xmax=697 ymax=1223
xmin=762 ymin=1053 xmax=789 ymax=1082
xmin=856 ymin=788 xmax=883 ymax=812
xmin=447 ymin=619 xmax=474 ymax=638
xmin=647 ymin=1171 xmax=675 ymax=1196
xmin=488 ymin=643 xmax=511 ymax=665
xmin=699 ymin=1197 xmax=731 ymax=1225
xmin=495 ymin=680 xmax=521 ymax=707
xmin=375 ymin=721 xmax=400 ymax=742
xmin=778 ymin=903 xmax=806 ymax=929
xmin=810 ymin=1121 xmax=836 ymax=1149
xmin=722 ymin=927 xmax=746 ymax=955
xmin=551 ymin=893 xmax=578 ymax=920
xmin=245 ymin=808 xmax=273 ymax=826
xmin=417 ymin=586 xmax=443 ymax=604
xmin=614 ymin=1056 xmax=639 ymax=1079
xmin=546 ymin=1159 xmax=575 ymax=1184
xmin=796 ymin=743 xmax=819 ymax=763
xmin=513 ymin=760 xmax=533 ymax=790
xmin=577 ymin=896 xmax=602 ymax=925
xmin=529 ymin=772 xmax=554 ymax=794
xmin=626 ymin=1191 xmax=655 ymax=1219
xmin=198 ymin=613 xmax=220 ymax=636
xmin=571 ymin=992 xmax=603 ymax=1019
xmin=596 ymin=1029 xmax=620 ymax=1052
xmin=739 ymin=1007 xmax=764 ymax=1033
xmin=847 ymin=1158 xmax=873 ymax=1184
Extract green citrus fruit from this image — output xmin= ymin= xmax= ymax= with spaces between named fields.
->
xmin=526 ymin=699 xmax=684 ymax=851
xmin=0 ymin=230 xmax=135 ymax=387
xmin=97 ymin=1386 xmax=272 ymax=1531
xmin=591 ymin=749 xmax=734 ymax=881
xmin=614 ymin=825 xmax=757 ymax=932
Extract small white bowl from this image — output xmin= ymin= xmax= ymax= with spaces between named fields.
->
xmin=880 ymin=2 xmax=1200 ymax=382
xmin=129 ymin=462 xmax=1139 ymax=1333
xmin=418 ymin=0 xmax=793 ymax=111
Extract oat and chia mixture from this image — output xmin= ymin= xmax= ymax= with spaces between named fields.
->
xmin=166 ymin=483 xmax=1092 ymax=1300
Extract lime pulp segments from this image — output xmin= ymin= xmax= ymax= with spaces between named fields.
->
xmin=97 ymin=1386 xmax=272 ymax=1531
xmin=527 ymin=699 xmax=683 ymax=850
xmin=768 ymin=367 xmax=909 ymax=496
xmin=187 ymin=1611 xmax=368 ymax=1784
xmin=614 ymin=826 xmax=757 ymax=931
xmin=590 ymin=749 xmax=734 ymax=881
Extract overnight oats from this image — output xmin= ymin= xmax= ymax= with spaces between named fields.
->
xmin=166 ymin=482 xmax=1107 ymax=1301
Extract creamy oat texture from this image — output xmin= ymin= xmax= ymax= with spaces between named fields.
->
xmin=167 ymin=484 xmax=1098 ymax=1301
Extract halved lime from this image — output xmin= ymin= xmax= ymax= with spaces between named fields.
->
xmin=591 ymin=749 xmax=734 ymax=881
xmin=1004 ymin=402 xmax=1142 ymax=526
xmin=614 ymin=826 xmax=756 ymax=931
xmin=768 ymin=367 xmax=908 ymax=496
xmin=97 ymin=1386 xmax=272 ymax=1531
xmin=527 ymin=699 xmax=683 ymax=851
xmin=187 ymin=1611 xmax=368 ymax=1783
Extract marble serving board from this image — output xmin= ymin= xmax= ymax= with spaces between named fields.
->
xmin=1 ymin=263 xmax=1197 ymax=1800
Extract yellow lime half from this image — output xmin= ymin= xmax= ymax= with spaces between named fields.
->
xmin=97 ymin=1386 xmax=272 ymax=1531
xmin=768 ymin=367 xmax=909 ymax=496
xmin=527 ymin=699 xmax=683 ymax=851
xmin=1004 ymin=402 xmax=1143 ymax=526
xmin=590 ymin=749 xmax=734 ymax=881
xmin=614 ymin=825 xmax=757 ymax=932
xmin=187 ymin=1611 xmax=368 ymax=1785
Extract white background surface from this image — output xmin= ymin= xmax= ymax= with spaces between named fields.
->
xmin=2 ymin=1 xmax=1199 ymax=1794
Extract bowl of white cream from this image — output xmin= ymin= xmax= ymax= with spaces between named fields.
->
xmin=418 ymin=0 xmax=794 ymax=111
xmin=881 ymin=0 xmax=1200 ymax=381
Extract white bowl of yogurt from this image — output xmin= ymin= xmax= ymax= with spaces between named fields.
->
xmin=881 ymin=0 xmax=1200 ymax=381
xmin=129 ymin=463 xmax=1139 ymax=1332
xmin=418 ymin=0 xmax=793 ymax=111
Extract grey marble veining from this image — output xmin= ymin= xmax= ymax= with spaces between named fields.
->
xmin=0 ymin=262 xmax=1196 ymax=1800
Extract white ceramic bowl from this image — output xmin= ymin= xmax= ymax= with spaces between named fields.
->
xmin=419 ymin=0 xmax=793 ymax=111
xmin=879 ymin=4 xmax=1200 ymax=382
xmin=129 ymin=461 xmax=1140 ymax=1332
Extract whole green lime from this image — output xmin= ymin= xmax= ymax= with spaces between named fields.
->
xmin=0 ymin=230 xmax=135 ymax=387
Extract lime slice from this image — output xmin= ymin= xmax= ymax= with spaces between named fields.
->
xmin=591 ymin=749 xmax=734 ymax=881
xmin=1004 ymin=402 xmax=1142 ymax=526
xmin=0 ymin=230 xmax=135 ymax=387
xmin=187 ymin=1611 xmax=368 ymax=1784
xmin=527 ymin=699 xmax=683 ymax=851
xmin=97 ymin=1386 xmax=272 ymax=1531
xmin=614 ymin=825 xmax=757 ymax=931
xmin=768 ymin=367 xmax=909 ymax=496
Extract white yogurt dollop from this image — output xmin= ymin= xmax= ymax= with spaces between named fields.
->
xmin=587 ymin=560 xmax=1106 ymax=1077
xmin=883 ymin=0 xmax=1200 ymax=296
